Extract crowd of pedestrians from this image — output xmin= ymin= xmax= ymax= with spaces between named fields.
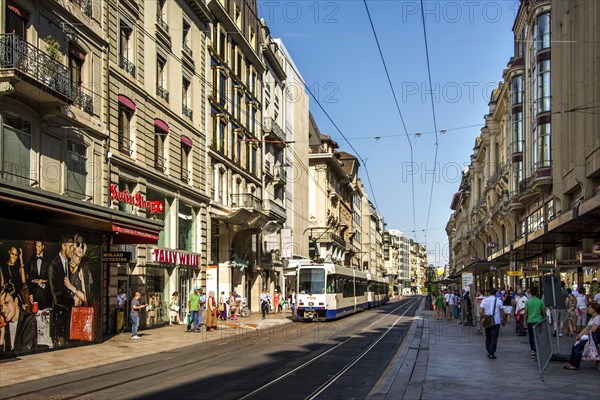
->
xmin=432 ymin=283 xmax=600 ymax=371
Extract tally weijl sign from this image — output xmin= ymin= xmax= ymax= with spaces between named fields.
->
xmin=110 ymin=184 xmax=164 ymax=214
xmin=148 ymin=247 xmax=200 ymax=267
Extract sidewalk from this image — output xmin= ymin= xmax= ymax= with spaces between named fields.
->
xmin=372 ymin=300 xmax=600 ymax=399
xmin=0 ymin=311 xmax=293 ymax=388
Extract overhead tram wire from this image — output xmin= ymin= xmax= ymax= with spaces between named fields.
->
xmin=238 ymin=0 xmax=382 ymax=213
xmin=419 ymin=0 xmax=441 ymax=245
xmin=362 ymin=0 xmax=417 ymax=240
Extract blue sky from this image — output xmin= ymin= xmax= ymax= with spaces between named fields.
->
xmin=260 ymin=0 xmax=519 ymax=266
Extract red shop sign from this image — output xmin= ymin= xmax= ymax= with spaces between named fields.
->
xmin=110 ymin=184 xmax=164 ymax=214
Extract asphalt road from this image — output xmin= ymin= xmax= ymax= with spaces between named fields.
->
xmin=1 ymin=297 xmax=420 ymax=400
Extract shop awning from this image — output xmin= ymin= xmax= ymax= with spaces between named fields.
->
xmin=112 ymin=224 xmax=160 ymax=244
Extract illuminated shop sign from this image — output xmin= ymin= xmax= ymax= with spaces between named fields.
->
xmin=110 ymin=184 xmax=164 ymax=213
xmin=149 ymin=247 xmax=200 ymax=267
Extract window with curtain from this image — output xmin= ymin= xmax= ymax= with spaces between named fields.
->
xmin=118 ymin=106 xmax=132 ymax=154
xmin=1 ymin=112 xmax=31 ymax=184
xmin=154 ymin=128 xmax=166 ymax=172
xmin=180 ymin=144 xmax=190 ymax=183
xmin=66 ymin=139 xmax=87 ymax=199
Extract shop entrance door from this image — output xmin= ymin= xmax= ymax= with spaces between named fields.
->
xmin=117 ymin=277 xmax=129 ymax=330
xmin=179 ymin=268 xmax=192 ymax=322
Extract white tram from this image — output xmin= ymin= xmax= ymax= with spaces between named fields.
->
xmin=297 ymin=263 xmax=389 ymax=321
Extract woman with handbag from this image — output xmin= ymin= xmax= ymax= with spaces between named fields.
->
xmin=169 ymin=292 xmax=182 ymax=325
xmin=564 ymin=302 xmax=600 ymax=370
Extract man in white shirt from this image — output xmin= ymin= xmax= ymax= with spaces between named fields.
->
xmin=480 ymin=288 xmax=504 ymax=359
xmin=513 ymin=288 xmax=528 ymax=336
xmin=576 ymin=287 xmax=588 ymax=330
xmin=444 ymin=290 xmax=456 ymax=321
xmin=593 ymin=289 xmax=600 ymax=304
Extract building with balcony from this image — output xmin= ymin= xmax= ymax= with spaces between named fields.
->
xmin=308 ymin=115 xmax=358 ymax=265
xmin=383 ymin=230 xmax=400 ymax=289
xmin=106 ymin=0 xmax=212 ymax=328
xmin=409 ymin=240 xmax=427 ymax=293
xmin=258 ymin=22 xmax=287 ymax=294
xmin=276 ymin=38 xmax=310 ymax=291
xmin=447 ymin=0 xmax=600 ymax=293
xmin=0 ymin=0 xmax=165 ymax=352
xmin=205 ymin=0 xmax=272 ymax=311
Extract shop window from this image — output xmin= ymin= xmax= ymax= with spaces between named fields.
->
xmin=118 ymin=179 xmax=134 ymax=213
xmin=178 ymin=203 xmax=193 ymax=251
xmin=1 ymin=111 xmax=32 ymax=184
xmin=147 ymin=190 xmax=167 ymax=247
xmin=66 ymin=139 xmax=87 ymax=199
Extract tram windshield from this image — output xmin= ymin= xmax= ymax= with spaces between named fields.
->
xmin=298 ymin=268 xmax=326 ymax=294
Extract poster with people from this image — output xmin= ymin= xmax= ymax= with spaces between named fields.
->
xmin=0 ymin=219 xmax=101 ymax=356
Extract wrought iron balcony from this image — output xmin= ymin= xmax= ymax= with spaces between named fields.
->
xmin=0 ymin=34 xmax=93 ymax=114
xmin=156 ymin=84 xmax=169 ymax=102
xmin=72 ymin=0 xmax=93 ymax=17
xmin=119 ymin=55 xmax=136 ymax=77
xmin=230 ymin=193 xmax=262 ymax=211
xmin=154 ymin=155 xmax=166 ymax=172
xmin=263 ymin=117 xmax=286 ymax=145
xmin=182 ymin=104 xmax=193 ymax=119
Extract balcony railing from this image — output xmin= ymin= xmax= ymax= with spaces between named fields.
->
xmin=183 ymin=43 xmax=193 ymax=57
xmin=72 ymin=0 xmax=93 ymax=17
xmin=119 ymin=55 xmax=136 ymax=77
xmin=157 ymin=14 xmax=169 ymax=32
xmin=263 ymin=117 xmax=286 ymax=143
xmin=230 ymin=193 xmax=262 ymax=211
xmin=182 ymin=104 xmax=193 ymax=119
xmin=0 ymin=34 xmax=93 ymax=114
xmin=157 ymin=84 xmax=169 ymax=101
xmin=154 ymin=155 xmax=166 ymax=172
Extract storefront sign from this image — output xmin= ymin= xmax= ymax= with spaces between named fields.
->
xmin=102 ymin=251 xmax=131 ymax=263
xmin=578 ymin=253 xmax=600 ymax=264
xmin=507 ymin=271 xmax=523 ymax=276
xmin=556 ymin=260 xmax=582 ymax=267
xmin=149 ymin=247 xmax=200 ymax=267
xmin=110 ymin=184 xmax=164 ymax=214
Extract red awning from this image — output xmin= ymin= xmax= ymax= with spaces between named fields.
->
xmin=8 ymin=1 xmax=29 ymax=18
xmin=118 ymin=95 xmax=136 ymax=112
xmin=180 ymin=135 xmax=193 ymax=148
xmin=112 ymin=224 xmax=159 ymax=244
xmin=154 ymin=118 xmax=169 ymax=133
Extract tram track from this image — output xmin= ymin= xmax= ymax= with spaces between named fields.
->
xmin=2 ymin=297 xmax=421 ymax=400
xmin=238 ymin=297 xmax=421 ymax=400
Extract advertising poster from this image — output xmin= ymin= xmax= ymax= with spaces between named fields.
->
xmin=0 ymin=219 xmax=102 ymax=355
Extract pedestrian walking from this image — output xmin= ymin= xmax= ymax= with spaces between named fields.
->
xmin=513 ymin=288 xmax=528 ymax=336
xmin=188 ymin=287 xmax=201 ymax=332
xmin=219 ymin=291 xmax=227 ymax=321
xmin=564 ymin=302 xmax=600 ymax=370
xmin=260 ymin=288 xmax=270 ymax=319
xmin=502 ymin=288 xmax=513 ymax=324
xmin=289 ymin=289 xmax=296 ymax=317
xmin=445 ymin=289 xmax=456 ymax=321
xmin=524 ymin=287 xmax=546 ymax=359
xmin=169 ymin=291 xmax=182 ymax=325
xmin=576 ymin=288 xmax=588 ymax=331
xmin=480 ymin=287 xmax=504 ymax=359
xmin=206 ymin=291 xmax=218 ymax=332
xmin=435 ymin=291 xmax=444 ymax=320
xmin=273 ymin=289 xmax=281 ymax=314
xmin=130 ymin=291 xmax=146 ymax=339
